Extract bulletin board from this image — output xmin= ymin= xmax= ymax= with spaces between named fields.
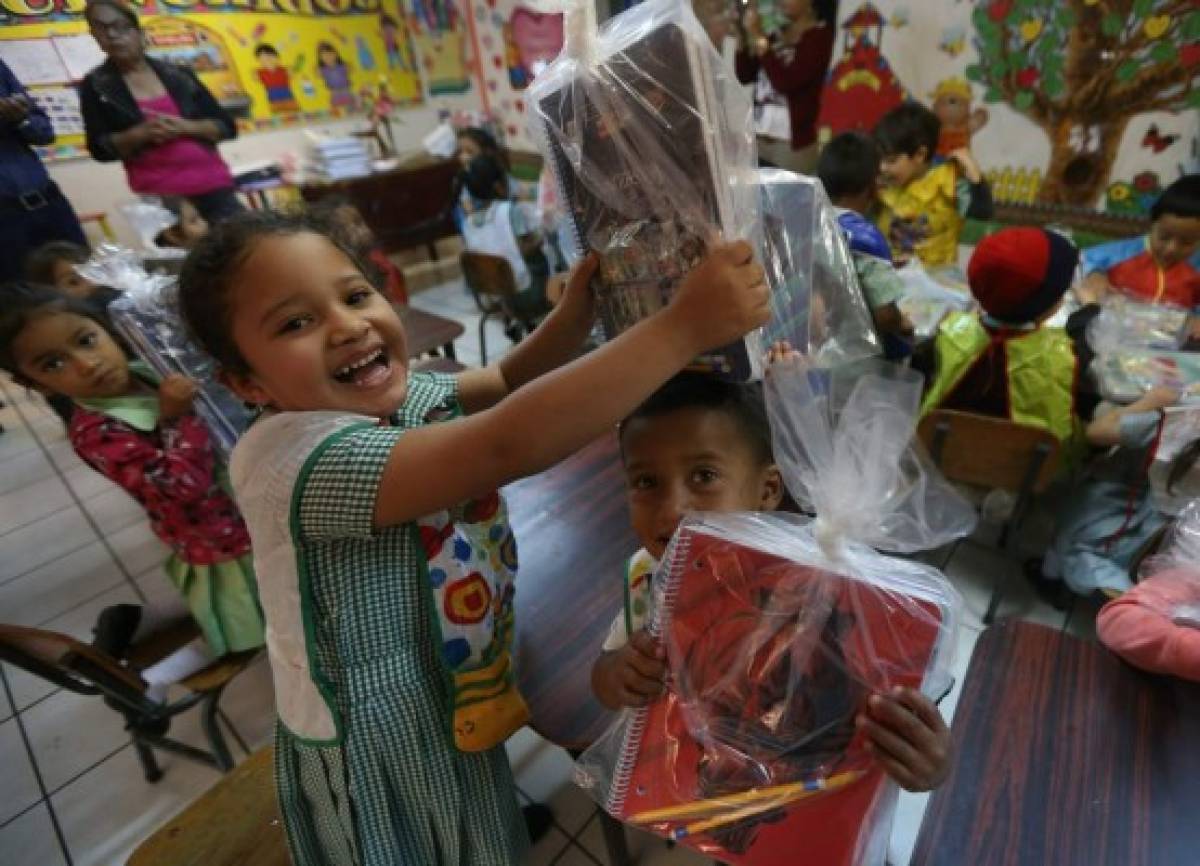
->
xmin=808 ymin=0 xmax=1199 ymax=216
xmin=0 ymin=0 xmax=431 ymax=161
xmin=464 ymin=0 xmax=563 ymax=150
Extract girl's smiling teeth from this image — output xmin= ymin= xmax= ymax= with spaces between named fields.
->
xmin=333 ymin=347 xmax=392 ymax=386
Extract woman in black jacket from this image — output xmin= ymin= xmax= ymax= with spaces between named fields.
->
xmin=80 ymin=0 xmax=243 ymax=223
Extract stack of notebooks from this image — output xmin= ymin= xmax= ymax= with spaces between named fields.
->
xmin=306 ymin=133 xmax=371 ymax=181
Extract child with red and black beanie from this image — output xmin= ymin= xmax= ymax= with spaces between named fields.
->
xmin=915 ymin=226 xmax=1091 ymax=455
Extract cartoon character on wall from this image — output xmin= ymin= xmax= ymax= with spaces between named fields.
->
xmin=254 ymin=43 xmax=299 ymax=114
xmin=817 ymin=3 xmax=906 ymax=139
xmin=381 ymin=13 xmax=415 ymax=72
xmin=929 ymin=77 xmax=988 ymax=156
xmin=503 ymin=23 xmax=529 ymax=90
xmin=317 ymin=41 xmax=356 ymax=110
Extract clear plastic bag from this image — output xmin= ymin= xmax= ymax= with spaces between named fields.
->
xmin=575 ymin=361 xmax=972 ymax=865
xmin=528 ymin=0 xmax=762 ymax=379
xmin=894 ymin=261 xmax=974 ymax=340
xmin=1087 ymin=295 xmax=1199 ymax=402
xmin=757 ymin=169 xmax=879 ymax=368
xmin=1148 ymin=407 xmax=1200 ymax=515
xmin=118 ymin=199 xmax=185 ymax=256
xmin=79 ymin=244 xmax=251 ymax=459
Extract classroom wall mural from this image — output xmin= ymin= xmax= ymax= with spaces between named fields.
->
xmin=464 ymin=0 xmax=563 ymax=149
xmin=0 ymin=0 xmax=429 ymax=160
xmin=770 ymin=0 xmax=1200 ymax=217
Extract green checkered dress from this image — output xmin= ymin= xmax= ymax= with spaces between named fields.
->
xmin=231 ymin=374 xmax=527 ymax=866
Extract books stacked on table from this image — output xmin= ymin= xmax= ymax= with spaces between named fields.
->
xmin=306 ymin=133 xmax=371 ymax=181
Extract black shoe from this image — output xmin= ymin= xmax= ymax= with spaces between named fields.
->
xmin=1023 ymin=559 xmax=1072 ymax=611
xmin=522 ymin=803 xmax=554 ymax=843
xmin=92 ymin=604 xmax=143 ymax=659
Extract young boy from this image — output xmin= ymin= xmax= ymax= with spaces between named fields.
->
xmin=1078 ymin=174 xmax=1200 ymax=325
xmin=874 ymin=102 xmax=993 ymax=268
xmin=916 ymin=226 xmax=1085 ymax=453
xmin=591 ymin=372 xmax=952 ymax=793
xmin=25 ymin=240 xmax=121 ymax=306
xmin=817 ymin=131 xmax=913 ymax=360
xmin=154 ymin=196 xmax=210 ymax=251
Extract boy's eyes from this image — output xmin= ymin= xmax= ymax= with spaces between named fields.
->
xmin=346 ymin=288 xmax=374 ymax=305
xmin=691 ymin=467 xmax=720 ymax=485
xmin=40 ymin=356 xmax=65 ymax=373
xmin=278 ymin=314 xmax=313 ymax=334
xmin=629 ymin=474 xmax=656 ymax=491
xmin=78 ymin=331 xmax=98 ymax=347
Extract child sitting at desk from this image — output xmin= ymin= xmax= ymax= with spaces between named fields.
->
xmin=460 ymin=152 xmax=551 ymax=341
xmin=1038 ymin=387 xmax=1186 ymax=602
xmin=154 ymin=196 xmax=210 ymax=251
xmin=817 ymin=131 xmax=913 ymax=360
xmin=25 ymin=240 xmax=122 ymax=308
xmin=915 ymin=227 xmax=1088 ymax=455
xmin=591 ymin=372 xmax=951 ymax=793
xmin=1078 ymin=174 xmax=1200 ymax=327
xmin=873 ymin=102 xmax=993 ymax=268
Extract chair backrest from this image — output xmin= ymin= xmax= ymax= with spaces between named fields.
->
xmin=460 ymin=250 xmax=519 ymax=301
xmin=0 ymin=623 xmax=145 ymax=702
xmin=918 ymin=410 xmax=1061 ymax=494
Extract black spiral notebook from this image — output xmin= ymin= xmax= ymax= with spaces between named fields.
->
xmin=534 ymin=9 xmax=761 ymax=380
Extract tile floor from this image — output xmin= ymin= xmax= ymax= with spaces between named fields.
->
xmin=0 ymin=276 xmax=1096 ymax=866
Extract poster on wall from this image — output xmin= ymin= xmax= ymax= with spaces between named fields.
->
xmin=410 ymin=0 xmax=472 ymax=94
xmin=807 ymin=0 xmax=1199 ymax=216
xmin=465 ymin=0 xmax=563 ymax=149
xmin=0 ymin=0 xmax=426 ymax=160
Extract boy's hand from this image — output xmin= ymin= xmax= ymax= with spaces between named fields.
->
xmin=948 ymin=148 xmax=983 ymax=184
xmin=668 ymin=240 xmax=769 ymax=355
xmin=158 ymin=374 xmax=198 ymax=421
xmin=591 ymin=631 xmax=667 ymax=710
xmin=765 ymin=340 xmax=803 ymax=366
xmin=1142 ymin=386 xmax=1181 ymax=411
xmin=857 ymin=686 xmax=951 ymax=791
xmin=1076 ymin=271 xmax=1110 ymax=305
xmin=554 ymin=252 xmax=598 ymax=338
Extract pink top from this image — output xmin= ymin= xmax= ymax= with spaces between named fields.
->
xmin=125 ymin=93 xmax=234 ymax=196
xmin=1096 ymin=568 xmax=1200 ymax=682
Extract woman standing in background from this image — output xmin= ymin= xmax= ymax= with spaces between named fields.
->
xmin=735 ymin=0 xmax=838 ymax=174
xmin=79 ymin=0 xmax=244 ymax=223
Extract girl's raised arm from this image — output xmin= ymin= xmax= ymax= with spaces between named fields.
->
xmin=374 ymin=241 xmax=768 ymax=527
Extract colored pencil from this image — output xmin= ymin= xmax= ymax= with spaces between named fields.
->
xmin=628 ymin=770 xmax=864 ymax=825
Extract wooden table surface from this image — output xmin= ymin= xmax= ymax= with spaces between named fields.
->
xmin=509 ymin=434 xmax=634 ymax=748
xmin=911 ymin=620 xmax=1200 ymax=866
xmin=399 ymin=305 xmax=465 ymax=359
xmin=127 ymin=746 xmax=286 ymax=866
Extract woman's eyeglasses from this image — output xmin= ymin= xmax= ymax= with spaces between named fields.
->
xmin=90 ymin=19 xmax=136 ymax=38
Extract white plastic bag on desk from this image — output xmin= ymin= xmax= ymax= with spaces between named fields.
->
xmin=894 ymin=261 xmax=973 ymax=340
xmin=574 ymin=360 xmax=973 ymax=866
xmin=528 ymin=0 xmax=763 ymax=379
xmin=1140 ymin=500 xmax=1200 ymax=582
xmin=79 ymin=244 xmax=251 ymax=460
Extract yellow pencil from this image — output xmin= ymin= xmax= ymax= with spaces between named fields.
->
xmin=672 ymin=770 xmax=865 ymax=840
xmin=628 ymin=770 xmax=864 ymax=826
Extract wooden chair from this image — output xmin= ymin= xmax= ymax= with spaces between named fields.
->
xmin=0 ymin=619 xmax=259 ymax=782
xmin=460 ymin=250 xmax=544 ymax=364
xmin=919 ymin=410 xmax=1061 ymax=624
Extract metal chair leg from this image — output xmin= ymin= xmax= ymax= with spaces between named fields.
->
xmin=133 ymin=737 xmax=164 ymax=782
xmin=201 ymin=691 xmax=235 ymax=772
xmin=598 ymin=810 xmax=634 ymax=866
xmin=478 ymin=312 xmax=491 ymax=366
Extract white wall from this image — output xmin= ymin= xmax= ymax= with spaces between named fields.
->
xmin=50 ymin=92 xmax=482 ymax=248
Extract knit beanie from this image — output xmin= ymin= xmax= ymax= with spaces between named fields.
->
xmin=967 ymin=227 xmax=1079 ymax=324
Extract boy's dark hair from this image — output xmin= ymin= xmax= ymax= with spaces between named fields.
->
xmin=464 ymin=153 xmax=508 ymax=203
xmin=874 ymin=102 xmax=940 ymax=160
xmin=178 ymin=209 xmax=379 ymax=373
xmin=619 ymin=372 xmax=774 ymax=466
xmin=254 ymin=43 xmax=279 ymax=58
xmin=24 ymin=240 xmax=91 ymax=286
xmin=1150 ymin=174 xmax=1200 ymax=221
xmin=0 ymin=282 xmax=108 ymax=375
xmin=817 ymin=132 xmax=881 ymax=201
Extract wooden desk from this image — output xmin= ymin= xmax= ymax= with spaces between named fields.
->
xmin=911 ymin=621 xmax=1200 ymax=866
xmin=300 ymin=157 xmax=460 ymax=258
xmin=509 ymin=435 xmax=633 ymax=747
xmin=399 ymin=305 xmax=465 ymax=360
xmin=127 ymin=747 xmax=286 ymax=866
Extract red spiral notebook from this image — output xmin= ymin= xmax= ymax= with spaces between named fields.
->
xmin=601 ymin=515 xmax=953 ymax=865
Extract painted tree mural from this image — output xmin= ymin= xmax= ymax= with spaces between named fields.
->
xmin=967 ymin=0 xmax=1200 ymax=208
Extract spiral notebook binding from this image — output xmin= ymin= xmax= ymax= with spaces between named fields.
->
xmin=604 ymin=526 xmax=696 ymax=816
